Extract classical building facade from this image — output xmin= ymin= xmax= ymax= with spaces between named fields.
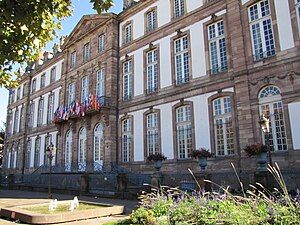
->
xmin=3 ymin=0 xmax=300 ymax=190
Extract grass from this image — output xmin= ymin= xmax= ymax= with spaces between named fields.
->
xmin=22 ymin=202 xmax=107 ymax=214
xmin=102 ymin=219 xmax=132 ymax=225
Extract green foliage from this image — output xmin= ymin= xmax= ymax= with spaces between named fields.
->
xmin=0 ymin=0 xmax=114 ymax=89
xmin=130 ymin=164 xmax=300 ymax=225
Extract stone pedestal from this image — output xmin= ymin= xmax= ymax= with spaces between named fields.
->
xmin=254 ymin=171 xmax=275 ymax=191
xmin=195 ymin=172 xmax=211 ymax=192
xmin=80 ymin=174 xmax=89 ymax=194
xmin=8 ymin=174 xmax=15 ymax=190
xmin=117 ymin=173 xmax=128 ymax=199
xmin=151 ymin=172 xmax=162 ymax=189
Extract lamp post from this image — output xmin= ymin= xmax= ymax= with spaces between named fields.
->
xmin=259 ymin=114 xmax=273 ymax=167
xmin=46 ymin=143 xmax=56 ymax=199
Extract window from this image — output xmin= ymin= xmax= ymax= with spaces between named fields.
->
xmin=146 ymin=49 xmax=158 ymax=94
xmin=81 ymin=76 xmax=89 ymax=102
xmin=146 ymin=112 xmax=159 ymax=156
xmin=124 ymin=23 xmax=132 ymax=44
xmin=26 ymin=140 xmax=31 ymax=168
xmin=174 ymin=35 xmax=190 ymax=85
xmin=123 ymin=60 xmax=133 ymax=100
xmin=96 ymin=69 xmax=105 ymax=98
xmin=16 ymin=87 xmax=21 ymax=100
xmin=13 ymin=108 xmax=19 ymax=134
xmin=78 ymin=127 xmax=87 ymax=171
xmin=34 ymin=137 xmax=41 ymax=168
xmin=65 ymin=130 xmax=72 ymax=171
xmin=98 ymin=34 xmax=105 ymax=52
xmin=45 ymin=134 xmax=52 ymax=165
xmin=71 ymin=51 xmax=76 ymax=68
xmin=121 ymin=118 xmax=132 ymax=162
xmin=50 ymin=67 xmax=56 ymax=83
xmin=213 ymin=97 xmax=234 ymax=156
xmin=94 ymin=123 xmax=104 ymax=171
xmin=22 ymin=83 xmax=27 ymax=98
xmin=40 ymin=73 xmax=46 ymax=88
xmin=11 ymin=90 xmax=15 ymax=103
xmin=68 ymin=83 xmax=75 ymax=105
xmin=146 ymin=9 xmax=157 ymax=32
xmin=83 ymin=43 xmax=90 ymax=62
xmin=29 ymin=102 xmax=35 ymax=128
xmin=37 ymin=98 xmax=44 ymax=126
xmin=259 ymin=86 xmax=287 ymax=151
xmin=248 ymin=0 xmax=275 ymax=61
xmin=174 ymin=0 xmax=185 ymax=18
xmin=48 ymin=94 xmax=54 ymax=124
xmin=31 ymin=78 xmax=36 ymax=93
xmin=176 ymin=105 xmax=193 ymax=159
xmin=19 ymin=106 xmax=24 ymax=132
xmin=296 ymin=0 xmax=300 ymax=35
xmin=208 ymin=20 xmax=227 ymax=74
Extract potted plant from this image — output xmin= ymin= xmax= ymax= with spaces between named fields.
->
xmin=190 ymin=148 xmax=213 ymax=170
xmin=243 ymin=143 xmax=268 ymax=171
xmin=147 ymin=153 xmax=167 ymax=171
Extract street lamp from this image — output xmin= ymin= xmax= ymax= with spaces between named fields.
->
xmin=46 ymin=143 xmax=56 ymax=199
xmin=259 ymin=114 xmax=273 ymax=167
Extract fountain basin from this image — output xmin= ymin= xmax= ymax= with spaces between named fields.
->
xmin=0 ymin=200 xmax=125 ymax=224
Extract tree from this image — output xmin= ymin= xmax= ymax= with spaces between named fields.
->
xmin=0 ymin=0 xmax=114 ymax=89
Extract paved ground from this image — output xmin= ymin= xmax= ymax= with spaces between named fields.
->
xmin=0 ymin=189 xmax=139 ymax=224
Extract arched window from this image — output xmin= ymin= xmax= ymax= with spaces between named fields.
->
xmin=65 ymin=130 xmax=72 ymax=171
xmin=259 ymin=86 xmax=287 ymax=151
xmin=212 ymin=96 xmax=234 ymax=156
xmin=94 ymin=123 xmax=104 ymax=171
xmin=78 ymin=127 xmax=86 ymax=171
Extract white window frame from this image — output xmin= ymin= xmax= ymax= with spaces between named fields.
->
xmin=68 ymin=83 xmax=75 ymax=105
xmin=174 ymin=0 xmax=185 ymax=18
xmin=176 ymin=105 xmax=192 ymax=159
xmin=213 ymin=97 xmax=234 ymax=156
xmin=123 ymin=60 xmax=133 ymax=100
xmin=40 ymin=73 xmax=46 ymax=88
xmin=65 ymin=130 xmax=72 ymax=172
xmin=19 ymin=106 xmax=24 ymax=132
xmin=124 ymin=23 xmax=132 ymax=44
xmin=208 ymin=20 xmax=227 ymax=74
xmin=48 ymin=94 xmax=54 ymax=124
xmin=16 ymin=87 xmax=21 ymax=100
xmin=94 ymin=123 xmax=104 ymax=171
xmin=146 ymin=113 xmax=159 ymax=156
xmin=146 ymin=10 xmax=156 ymax=32
xmin=37 ymin=98 xmax=44 ymax=126
xmin=31 ymin=78 xmax=36 ymax=93
xmin=34 ymin=137 xmax=41 ymax=168
xmin=259 ymin=86 xmax=287 ymax=151
xmin=50 ymin=67 xmax=56 ymax=83
xmin=29 ymin=102 xmax=35 ymax=128
xmin=98 ymin=34 xmax=105 ymax=52
xmin=146 ymin=49 xmax=158 ymax=94
xmin=71 ymin=51 xmax=76 ymax=68
xmin=78 ymin=127 xmax=86 ymax=171
xmin=96 ymin=69 xmax=105 ymax=98
xmin=81 ymin=76 xmax=89 ymax=103
xmin=83 ymin=43 xmax=90 ymax=62
xmin=174 ymin=35 xmax=189 ymax=85
xmin=248 ymin=0 xmax=275 ymax=61
xmin=13 ymin=108 xmax=19 ymax=134
xmin=122 ymin=118 xmax=132 ymax=163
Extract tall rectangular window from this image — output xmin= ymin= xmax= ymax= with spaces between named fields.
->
xmin=71 ymin=51 xmax=76 ymax=68
xmin=31 ymin=78 xmax=36 ymax=93
xmin=50 ymin=67 xmax=56 ymax=83
xmin=98 ymin=34 xmax=105 ymax=52
xmin=13 ymin=109 xmax=19 ymax=134
xmin=122 ymin=118 xmax=132 ymax=162
xmin=296 ymin=0 xmax=300 ymax=35
xmin=37 ymin=98 xmax=44 ymax=126
xmin=174 ymin=0 xmax=185 ymax=18
xmin=40 ymin=73 xmax=46 ymax=88
xmin=19 ymin=106 xmax=24 ymax=132
xmin=176 ymin=105 xmax=192 ymax=159
xmin=81 ymin=76 xmax=89 ymax=102
xmin=124 ymin=23 xmax=132 ymax=44
xmin=48 ymin=94 xmax=54 ymax=124
xmin=174 ymin=35 xmax=189 ymax=85
xmin=123 ymin=60 xmax=133 ymax=100
xmin=248 ymin=0 xmax=275 ymax=61
xmin=213 ymin=97 xmax=234 ymax=156
xmin=146 ymin=10 xmax=157 ymax=32
xmin=22 ymin=83 xmax=27 ymax=98
xmin=16 ymin=87 xmax=21 ymax=100
xmin=208 ymin=20 xmax=227 ymax=74
xmin=96 ymin=69 xmax=105 ymax=98
xmin=68 ymin=83 xmax=75 ymax=105
xmin=34 ymin=137 xmax=41 ymax=168
xmin=146 ymin=49 xmax=158 ymax=94
xmin=83 ymin=43 xmax=90 ymax=62
xmin=29 ymin=102 xmax=35 ymax=128
xmin=146 ymin=113 xmax=159 ymax=156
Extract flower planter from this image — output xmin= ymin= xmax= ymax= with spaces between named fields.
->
xmin=198 ymin=157 xmax=208 ymax=170
xmin=154 ymin=160 xmax=162 ymax=171
xmin=256 ymin=151 xmax=268 ymax=172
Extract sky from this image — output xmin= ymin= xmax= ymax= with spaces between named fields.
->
xmin=0 ymin=0 xmax=123 ymax=131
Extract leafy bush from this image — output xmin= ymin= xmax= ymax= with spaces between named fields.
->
xmin=190 ymin=147 xmax=214 ymax=158
xmin=130 ymin=163 xmax=299 ymax=225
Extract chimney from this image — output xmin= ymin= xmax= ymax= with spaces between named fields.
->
xmin=60 ymin=36 xmax=66 ymax=46
xmin=53 ymin=44 xmax=61 ymax=55
xmin=43 ymin=51 xmax=54 ymax=61
xmin=123 ymin=0 xmax=139 ymax=9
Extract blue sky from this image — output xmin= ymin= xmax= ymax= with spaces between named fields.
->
xmin=0 ymin=0 xmax=123 ymax=130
